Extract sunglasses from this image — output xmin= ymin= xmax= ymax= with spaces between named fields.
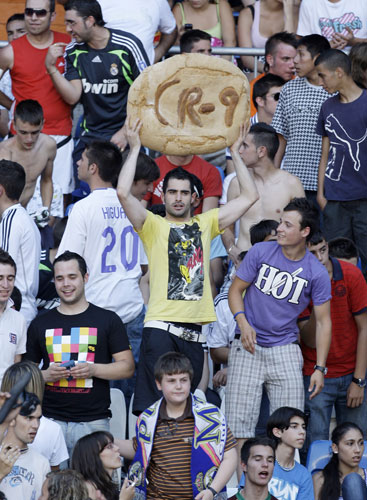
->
xmin=13 ymin=391 xmax=40 ymax=417
xmin=24 ymin=8 xmax=50 ymax=18
xmin=269 ymin=92 xmax=280 ymax=101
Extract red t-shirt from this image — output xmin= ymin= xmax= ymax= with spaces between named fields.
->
xmin=300 ymin=258 xmax=367 ymax=377
xmin=145 ymin=155 xmax=222 ymax=215
xmin=10 ymin=32 xmax=72 ymax=135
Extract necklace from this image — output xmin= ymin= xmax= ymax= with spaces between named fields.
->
xmin=276 ymin=457 xmax=295 ymax=471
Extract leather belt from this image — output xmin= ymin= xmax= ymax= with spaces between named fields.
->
xmin=145 ymin=320 xmax=206 ymax=343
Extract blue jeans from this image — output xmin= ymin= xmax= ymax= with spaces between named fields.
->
xmin=303 ymin=373 xmax=367 ymax=446
xmin=111 ymin=306 xmax=145 ymax=406
xmin=54 ymin=417 xmax=110 ymax=460
xmin=342 ymin=472 xmax=367 ymax=500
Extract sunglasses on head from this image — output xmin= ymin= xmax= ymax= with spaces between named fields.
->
xmin=24 ymin=8 xmax=49 ymax=18
xmin=13 ymin=391 xmax=40 ymax=417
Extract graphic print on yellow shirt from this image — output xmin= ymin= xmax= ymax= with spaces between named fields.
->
xmin=167 ymin=223 xmax=204 ymax=301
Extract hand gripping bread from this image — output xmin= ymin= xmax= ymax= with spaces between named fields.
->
xmin=127 ymin=53 xmax=250 ymax=155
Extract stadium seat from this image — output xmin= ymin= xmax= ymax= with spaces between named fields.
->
xmin=306 ymin=440 xmax=367 ymax=475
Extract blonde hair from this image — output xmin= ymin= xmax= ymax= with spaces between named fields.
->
xmin=1 ymin=361 xmax=45 ymax=402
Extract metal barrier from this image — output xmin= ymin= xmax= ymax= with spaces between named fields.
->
xmin=168 ymin=46 xmax=265 ymax=78
xmin=0 ymin=40 xmax=265 ymax=76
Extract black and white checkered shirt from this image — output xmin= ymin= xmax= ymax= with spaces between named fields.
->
xmin=272 ymin=77 xmax=331 ymax=191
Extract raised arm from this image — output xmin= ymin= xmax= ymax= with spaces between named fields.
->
xmin=116 ymin=119 xmax=148 ymax=231
xmin=45 ymin=43 xmax=82 ymax=105
xmin=308 ymin=300 xmax=331 ymax=400
xmin=218 ymin=125 xmax=259 ymax=230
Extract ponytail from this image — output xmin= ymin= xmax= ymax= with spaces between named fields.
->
xmin=319 ymin=452 xmax=341 ymax=500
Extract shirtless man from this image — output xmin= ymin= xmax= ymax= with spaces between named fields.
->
xmin=223 ymin=123 xmax=304 ymax=263
xmin=0 ymin=99 xmax=55 ymax=211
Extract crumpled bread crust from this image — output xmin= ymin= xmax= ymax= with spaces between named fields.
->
xmin=127 ymin=53 xmax=250 ymax=155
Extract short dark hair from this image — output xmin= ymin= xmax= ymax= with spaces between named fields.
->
xmin=0 ymin=159 xmax=25 ymax=200
xmin=0 ymin=249 xmax=16 ymax=273
xmin=154 ymin=352 xmax=194 ymax=383
xmin=307 ymin=230 xmax=326 ymax=247
xmin=349 ymin=43 xmax=367 ymax=89
xmin=328 ymin=237 xmax=359 ymax=260
xmin=64 ymin=0 xmax=105 ymax=26
xmin=121 ymin=151 xmax=160 ymax=183
xmin=53 ymin=217 xmax=68 ymax=249
xmin=264 ymin=31 xmax=297 ymax=73
xmin=53 ymin=251 xmax=88 ymax=278
xmin=10 ymin=286 xmax=22 ymax=311
xmin=6 ymin=13 xmax=25 ymax=26
xmin=252 ymin=73 xmax=285 ymax=109
xmin=241 ymin=437 xmax=276 ymax=464
xmin=297 ymin=34 xmax=330 ymax=59
xmin=315 ymin=48 xmax=351 ymax=75
xmin=250 ymin=219 xmax=279 ymax=246
xmin=266 ymin=406 xmax=306 ymax=446
xmin=84 ymin=141 xmax=122 ymax=186
xmin=249 ymin=123 xmax=279 ymax=160
xmin=283 ymin=197 xmax=319 ymax=241
xmin=180 ymin=29 xmax=211 ymax=53
xmin=14 ymin=99 xmax=43 ymax=126
xmin=162 ymin=167 xmax=195 ymax=194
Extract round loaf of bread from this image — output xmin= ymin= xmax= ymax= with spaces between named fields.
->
xmin=127 ymin=53 xmax=250 ymax=155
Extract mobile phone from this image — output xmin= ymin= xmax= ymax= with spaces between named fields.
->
xmin=184 ymin=23 xmax=193 ymax=31
xmin=60 ymin=360 xmax=75 ymax=381
xmin=0 ymin=372 xmax=32 ymax=424
xmin=60 ymin=360 xmax=75 ymax=369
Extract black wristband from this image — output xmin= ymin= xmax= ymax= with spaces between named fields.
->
xmin=207 ymin=486 xmax=217 ymax=497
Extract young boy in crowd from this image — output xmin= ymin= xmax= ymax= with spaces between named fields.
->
xmin=229 ymin=438 xmax=278 ymax=500
xmin=267 ymin=407 xmax=314 ymax=500
xmin=328 ymin=236 xmax=359 ymax=266
xmin=315 ymin=48 xmax=367 ymax=276
xmin=272 ymin=34 xmax=330 ymax=202
xmin=299 ymin=232 xmax=367 ymax=447
xmin=117 ymin=352 xmax=237 ymax=500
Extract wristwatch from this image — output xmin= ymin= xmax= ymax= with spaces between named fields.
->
xmin=207 ymin=486 xmax=218 ymax=498
xmin=352 ymin=377 xmax=367 ymax=388
xmin=314 ymin=365 xmax=328 ymax=375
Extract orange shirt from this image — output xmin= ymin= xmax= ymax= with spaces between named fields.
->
xmin=10 ymin=32 xmax=72 ymax=135
xmin=250 ymin=72 xmax=295 ymax=117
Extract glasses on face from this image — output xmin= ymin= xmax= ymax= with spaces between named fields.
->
xmin=24 ymin=8 xmax=49 ymax=18
xmin=266 ymin=92 xmax=280 ymax=102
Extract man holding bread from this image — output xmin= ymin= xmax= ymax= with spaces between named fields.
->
xmin=118 ymin=119 xmax=259 ymax=415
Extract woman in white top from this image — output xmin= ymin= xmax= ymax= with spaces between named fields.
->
xmin=238 ymin=0 xmax=300 ymax=74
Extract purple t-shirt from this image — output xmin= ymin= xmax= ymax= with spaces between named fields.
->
xmin=236 ymin=242 xmax=331 ymax=347
xmin=316 ymin=90 xmax=367 ymax=201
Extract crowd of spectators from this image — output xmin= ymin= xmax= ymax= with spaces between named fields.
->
xmin=0 ymin=0 xmax=366 ymax=499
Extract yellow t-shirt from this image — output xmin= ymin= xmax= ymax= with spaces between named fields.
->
xmin=138 ymin=209 xmax=222 ymax=324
